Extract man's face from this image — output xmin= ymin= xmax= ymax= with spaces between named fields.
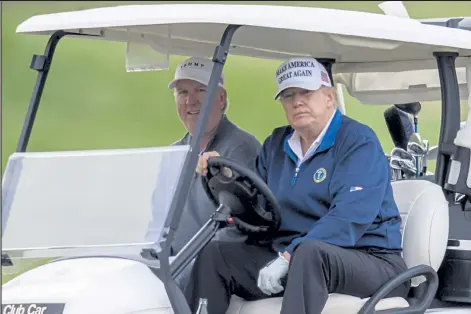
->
xmin=279 ymin=87 xmax=336 ymax=131
xmin=174 ymin=79 xmax=226 ymax=135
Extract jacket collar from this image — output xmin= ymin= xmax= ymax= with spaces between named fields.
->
xmin=283 ymin=109 xmax=343 ymax=164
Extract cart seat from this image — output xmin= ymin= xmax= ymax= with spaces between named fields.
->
xmin=226 ymin=180 xmax=450 ymax=314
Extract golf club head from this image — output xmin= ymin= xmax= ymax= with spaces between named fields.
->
xmin=390 ymin=147 xmax=416 ymax=178
xmin=389 ymin=157 xmax=402 ymax=181
xmin=391 ymin=147 xmax=413 ymax=160
xmin=391 ymin=155 xmax=416 ymax=173
xmin=407 ymin=142 xmax=427 ymax=156
xmin=407 ymin=140 xmax=426 ymax=177
xmin=389 ymin=148 xmax=403 ymax=181
xmin=409 ymin=132 xmax=423 ymax=147
xmin=427 ymin=145 xmax=439 ymax=161
xmin=390 ymin=157 xmax=416 ymax=178
xmin=407 ymin=141 xmax=426 ymax=176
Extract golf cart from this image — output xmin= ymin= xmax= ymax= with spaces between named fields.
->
xmin=2 ymin=2 xmax=471 ymax=314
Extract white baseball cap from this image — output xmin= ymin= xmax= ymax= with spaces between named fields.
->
xmin=168 ymin=56 xmax=225 ymax=89
xmin=274 ymin=57 xmax=332 ymax=100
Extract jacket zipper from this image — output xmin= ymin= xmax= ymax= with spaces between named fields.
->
xmin=291 ymin=166 xmax=300 ymax=185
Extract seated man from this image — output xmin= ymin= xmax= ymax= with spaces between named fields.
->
xmin=145 ymin=56 xmax=262 ymax=286
xmin=185 ymin=57 xmax=410 ymax=314
xmin=167 ymin=56 xmax=262 ymax=253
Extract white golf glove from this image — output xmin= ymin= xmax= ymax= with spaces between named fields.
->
xmin=257 ymin=254 xmax=289 ymax=295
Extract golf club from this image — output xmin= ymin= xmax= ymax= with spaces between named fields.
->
xmin=407 ymin=141 xmax=427 ymax=177
xmin=422 ymin=139 xmax=429 ymax=174
xmin=389 ymin=147 xmax=417 ymax=180
xmin=395 ymin=102 xmax=422 ymax=133
xmin=391 ymin=156 xmax=417 ymax=179
xmin=407 ymin=133 xmax=426 ymax=177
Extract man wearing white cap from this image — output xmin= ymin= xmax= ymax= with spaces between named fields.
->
xmin=185 ymin=57 xmax=409 ymax=314
xmin=145 ymin=56 xmax=261 ymax=286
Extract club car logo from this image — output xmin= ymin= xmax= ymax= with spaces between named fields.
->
xmin=2 ymin=303 xmax=65 ymax=314
xmin=313 ymin=168 xmax=327 ymax=183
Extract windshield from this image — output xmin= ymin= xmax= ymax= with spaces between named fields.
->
xmin=2 ymin=145 xmax=189 ymax=279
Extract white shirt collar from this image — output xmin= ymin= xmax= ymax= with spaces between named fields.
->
xmin=288 ymin=109 xmax=337 ymax=166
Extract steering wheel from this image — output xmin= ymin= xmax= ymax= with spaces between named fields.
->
xmin=201 ymin=156 xmax=281 ymax=236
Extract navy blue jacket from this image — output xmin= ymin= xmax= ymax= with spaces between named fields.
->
xmin=256 ymin=110 xmax=403 ymax=254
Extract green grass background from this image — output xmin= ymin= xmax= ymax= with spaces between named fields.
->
xmin=2 ymin=1 xmax=470 ymax=284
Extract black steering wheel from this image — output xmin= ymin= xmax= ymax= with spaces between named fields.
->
xmin=201 ymin=156 xmax=281 ymax=236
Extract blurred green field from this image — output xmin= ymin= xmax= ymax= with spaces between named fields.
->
xmin=2 ymin=1 xmax=471 ymax=284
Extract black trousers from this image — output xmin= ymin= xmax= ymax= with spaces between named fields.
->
xmin=184 ymin=240 xmax=411 ymax=314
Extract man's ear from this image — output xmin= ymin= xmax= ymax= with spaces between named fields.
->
xmin=324 ymin=87 xmax=337 ymax=108
xmin=219 ymin=89 xmax=227 ymax=111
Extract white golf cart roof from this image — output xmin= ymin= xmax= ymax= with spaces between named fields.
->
xmin=16 ymin=4 xmax=471 ymax=105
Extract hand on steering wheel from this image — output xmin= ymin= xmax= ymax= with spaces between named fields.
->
xmin=197 ymin=152 xmax=225 ymax=176
xmin=197 ymin=151 xmax=234 ymax=179
xmin=198 ymin=151 xmax=281 ymax=237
